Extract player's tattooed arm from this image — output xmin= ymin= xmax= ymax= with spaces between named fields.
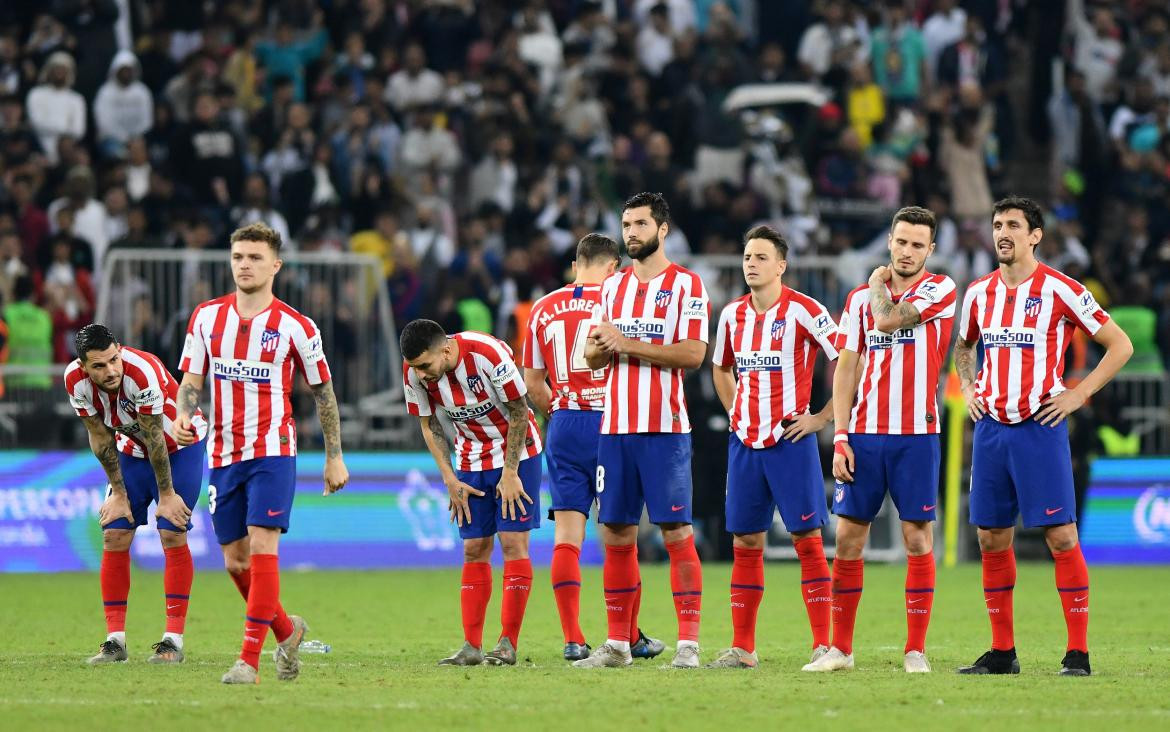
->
xmin=172 ymin=373 xmax=204 ymax=446
xmin=502 ymin=397 xmax=529 ymax=472
xmin=137 ymin=413 xmax=175 ymax=495
xmin=420 ymin=415 xmax=482 ymax=525
xmin=82 ymin=415 xmax=126 ymax=495
xmin=868 ymin=270 xmax=922 ymax=332
xmin=176 ymin=382 xmax=200 ymax=421
xmin=953 ymin=338 xmax=986 ymax=421
xmin=310 ymin=381 xmax=343 ymax=459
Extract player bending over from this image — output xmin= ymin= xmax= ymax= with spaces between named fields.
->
xmin=805 ymin=206 xmax=956 ymax=674
xmin=173 ymin=222 xmax=350 ymax=684
xmin=708 ymin=226 xmax=839 ymax=669
xmin=401 ymin=319 xmax=544 ymax=667
xmin=574 ymin=192 xmax=710 ymax=669
xmin=522 ymin=233 xmax=665 ymax=663
xmin=954 ymin=196 xmax=1132 ymax=677
xmin=68 ymin=324 xmax=205 ymax=665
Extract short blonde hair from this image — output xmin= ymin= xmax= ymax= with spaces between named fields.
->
xmin=230 ymin=221 xmax=282 ymax=253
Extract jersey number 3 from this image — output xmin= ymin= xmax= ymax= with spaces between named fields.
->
xmin=542 ymin=319 xmax=604 ymax=383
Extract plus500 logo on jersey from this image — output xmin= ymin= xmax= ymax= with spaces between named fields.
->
xmin=735 ymin=350 xmax=783 ymax=372
xmin=442 ymin=400 xmax=495 ymax=422
xmin=211 ymin=357 xmax=275 ymax=383
xmin=613 ymin=317 xmax=666 ymax=341
xmin=867 ymin=328 xmax=915 ymax=349
xmin=982 ymin=327 xmax=1036 ymax=349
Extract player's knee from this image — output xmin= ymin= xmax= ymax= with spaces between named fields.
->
xmin=1044 ymin=524 xmax=1079 ymax=553
xmin=102 ymin=529 xmax=134 ymax=552
xmin=733 ymin=532 xmax=766 ymax=550
xmin=902 ymin=522 xmax=933 ymax=556
xmin=659 ymin=523 xmax=692 ymax=544
xmin=600 ymin=523 xmax=637 ymax=545
xmin=463 ymin=537 xmax=493 ymax=563
xmin=158 ymin=530 xmax=187 ymax=549
xmin=498 ymin=532 xmax=529 ymax=560
xmin=976 ymin=528 xmax=1012 ymax=553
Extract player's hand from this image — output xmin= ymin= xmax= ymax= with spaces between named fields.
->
xmin=446 ymin=478 xmax=484 ymax=527
xmin=961 ymin=384 xmax=987 ymax=422
xmin=323 ymin=456 xmax=349 ymax=495
xmin=1035 ymin=387 xmax=1087 ymax=427
xmin=99 ymin=491 xmax=134 ymax=528
xmin=783 ymin=411 xmax=829 ymax=442
xmin=868 ymin=265 xmax=893 ymax=288
xmin=591 ymin=315 xmax=625 ymax=354
xmin=496 ymin=469 xmax=532 ymax=521
xmin=832 ymin=442 xmax=855 ymax=483
xmin=171 ymin=415 xmax=197 ymax=446
xmin=155 ymin=491 xmax=192 ymax=528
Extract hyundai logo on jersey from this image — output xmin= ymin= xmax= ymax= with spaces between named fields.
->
xmin=982 ymin=327 xmax=1036 ymax=349
xmin=1024 ymin=296 xmax=1043 ymax=318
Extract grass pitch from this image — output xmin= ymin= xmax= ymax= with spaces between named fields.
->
xmin=1 ymin=563 xmax=1167 ymax=730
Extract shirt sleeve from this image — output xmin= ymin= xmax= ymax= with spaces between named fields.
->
xmin=484 ymin=341 xmax=527 ymax=402
xmin=291 ymin=316 xmax=331 ymax=386
xmin=1057 ymin=280 xmax=1110 ymax=336
xmin=130 ymin=371 xmax=165 ymax=416
xmin=402 ymin=364 xmax=432 ymax=417
xmin=521 ymin=304 xmax=543 ymax=369
xmin=956 ymin=286 xmax=981 ymax=343
xmin=678 ymin=276 xmax=710 ymax=344
xmin=64 ymin=370 xmax=97 ymax=418
xmin=712 ymin=305 xmax=734 ymax=367
xmin=840 ymin=290 xmax=864 ymax=353
xmin=806 ymin=301 xmax=841 ymax=361
xmin=178 ymin=306 xmax=208 ymax=375
xmin=904 ymin=276 xmax=958 ymax=324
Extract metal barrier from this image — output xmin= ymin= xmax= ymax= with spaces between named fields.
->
xmin=94 ymin=249 xmax=415 ymax=448
xmin=1110 ymin=373 xmax=1170 ymax=454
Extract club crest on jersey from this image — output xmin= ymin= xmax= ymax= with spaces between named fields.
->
xmin=260 ymin=328 xmax=282 ymax=353
xmin=119 ymin=397 xmax=134 ymax=413
xmin=1024 ymin=296 xmax=1043 ymax=318
xmin=465 ymin=375 xmax=485 ymax=394
xmin=771 ymin=319 xmax=787 ymax=340
xmin=655 ymin=289 xmax=673 ymax=307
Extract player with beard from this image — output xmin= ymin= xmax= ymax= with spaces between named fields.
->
xmin=804 ymin=206 xmax=956 ymax=674
xmin=574 ymin=192 xmax=710 ymax=669
xmin=954 ymin=196 xmax=1132 ymax=676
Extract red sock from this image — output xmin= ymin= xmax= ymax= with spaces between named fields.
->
xmin=830 ymin=557 xmax=864 ymax=655
xmin=1053 ymin=543 xmax=1090 ymax=652
xmin=500 ymin=558 xmax=533 ymax=649
xmin=666 ymin=535 xmax=702 ymax=643
xmin=100 ymin=549 xmax=131 ymax=634
xmin=627 ymin=578 xmax=642 ymax=643
xmin=730 ymin=546 xmax=764 ymax=653
xmin=460 ymin=562 xmax=492 ymax=648
xmin=550 ymin=544 xmax=584 ymax=644
xmin=240 ymin=554 xmax=280 ymax=670
xmin=794 ymin=536 xmax=831 ymax=647
xmin=603 ymin=544 xmax=639 ymax=643
xmin=904 ymin=553 xmax=935 ymax=653
xmin=229 ymin=567 xmax=295 ymax=642
xmin=981 ymin=548 xmax=1016 ymax=651
xmin=163 ymin=545 xmax=193 ymax=634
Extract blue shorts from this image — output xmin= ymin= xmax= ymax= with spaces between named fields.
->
xmin=726 ymin=434 xmax=828 ymax=534
xmin=545 ymin=409 xmax=602 ymax=519
xmin=596 ymin=433 xmax=693 ymax=526
xmin=832 ymin=433 xmax=940 ymax=523
xmin=107 ymin=439 xmax=206 ymax=532
xmin=456 ymin=455 xmax=543 ymax=539
xmin=208 ymin=456 xmax=297 ymax=545
xmin=969 ymin=417 xmax=1076 ymax=528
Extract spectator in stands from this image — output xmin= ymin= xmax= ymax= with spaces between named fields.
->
xmin=385 ymin=42 xmax=444 ymax=114
xmin=1067 ymin=0 xmax=1123 ymax=105
xmin=25 ymin=51 xmax=84 ymax=165
xmin=349 ymin=207 xmax=402 ymax=281
xmin=231 ymin=173 xmax=293 ymax=250
xmin=35 ymin=233 xmax=93 ymax=362
xmin=0 ymin=229 xmax=28 ymax=305
xmin=47 ymin=166 xmax=109 ymax=278
xmin=796 ymin=0 xmax=866 ymax=87
xmin=255 ymin=15 xmax=327 ymax=103
xmin=921 ymin=0 xmax=966 ymax=80
xmin=469 ymin=131 xmax=519 ymax=214
xmin=1 ymin=274 xmax=52 ymax=388
xmin=170 ymin=89 xmax=245 ymax=212
xmin=93 ymin=50 xmax=152 ymax=158
xmin=108 ymin=204 xmax=161 ymax=251
xmin=7 ymin=175 xmax=48 ymax=265
xmin=870 ymin=1 xmax=928 ymax=107
xmin=637 ymin=3 xmax=676 ymax=78
xmin=937 ymin=88 xmax=995 ymax=222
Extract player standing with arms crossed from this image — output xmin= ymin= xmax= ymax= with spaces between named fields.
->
xmin=522 ymin=233 xmax=665 ymax=663
xmin=804 ymin=206 xmax=956 ymax=674
xmin=172 ymin=222 xmax=350 ymax=684
xmin=401 ymin=319 xmax=544 ymax=667
xmin=708 ymin=226 xmax=839 ymax=669
xmin=574 ymin=192 xmax=710 ymax=669
xmin=68 ymin=324 xmax=205 ymax=665
xmin=954 ymin=196 xmax=1132 ymax=676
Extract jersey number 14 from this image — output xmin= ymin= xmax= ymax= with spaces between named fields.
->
xmin=542 ymin=319 xmax=605 ymax=383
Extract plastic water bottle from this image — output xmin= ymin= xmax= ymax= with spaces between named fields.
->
xmin=299 ymin=639 xmax=332 ymax=654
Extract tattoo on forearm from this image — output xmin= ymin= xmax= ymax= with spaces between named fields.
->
xmin=870 ymin=284 xmax=921 ymax=329
xmin=85 ymin=416 xmax=125 ymax=494
xmin=138 ymin=413 xmax=174 ymax=494
xmin=503 ymin=398 xmax=528 ymax=471
xmin=311 ymin=382 xmax=343 ymax=459
xmin=955 ymin=341 xmax=977 ymax=388
xmin=177 ymin=383 xmax=200 ymax=420
xmin=426 ymin=416 xmax=452 ymax=465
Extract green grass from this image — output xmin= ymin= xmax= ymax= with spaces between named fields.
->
xmin=1 ymin=564 xmax=1167 ymax=730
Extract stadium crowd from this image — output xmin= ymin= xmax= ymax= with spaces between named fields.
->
xmin=0 ymin=0 xmax=1166 ymax=379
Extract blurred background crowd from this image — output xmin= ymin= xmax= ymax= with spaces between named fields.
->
xmin=0 ymin=0 xmax=1166 ymax=381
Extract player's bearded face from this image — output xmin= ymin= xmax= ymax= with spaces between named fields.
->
xmin=231 ymin=240 xmax=281 ymax=293
xmin=626 ymin=232 xmax=661 ymax=261
xmin=992 ymin=211 xmax=1040 ymax=265
xmin=84 ymin=346 xmax=124 ymax=391
xmin=888 ymin=222 xmax=933 ymax=277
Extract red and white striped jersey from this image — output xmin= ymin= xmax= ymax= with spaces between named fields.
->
xmin=521 ymin=284 xmax=608 ymax=413
xmin=597 ymin=263 xmax=710 ymax=434
xmin=178 ymin=294 xmax=331 ymax=468
xmin=957 ymin=263 xmax=1110 ymax=424
xmin=713 ymin=288 xmax=840 ymax=448
xmin=404 ymin=331 xmax=543 ymax=472
xmin=65 ymin=346 xmax=207 ymax=458
xmin=839 ymin=272 xmax=956 ymax=434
